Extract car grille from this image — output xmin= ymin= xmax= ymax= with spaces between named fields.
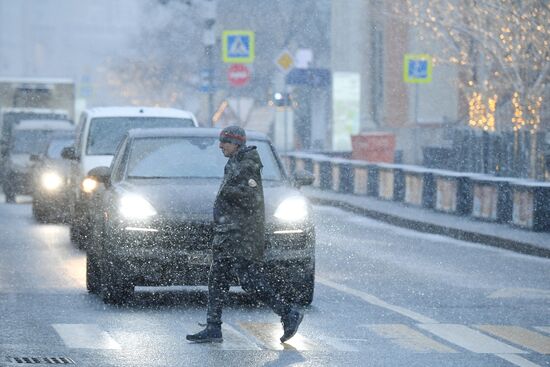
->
xmin=156 ymin=221 xmax=213 ymax=250
xmin=266 ymin=231 xmax=309 ymax=250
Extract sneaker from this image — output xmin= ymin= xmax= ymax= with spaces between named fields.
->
xmin=186 ymin=324 xmax=223 ymax=343
xmin=280 ymin=308 xmax=304 ymax=343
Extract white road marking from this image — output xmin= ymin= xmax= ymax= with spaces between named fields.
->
xmin=475 ymin=325 xmax=550 ymax=354
xmin=534 ymin=326 xmax=550 ymax=335
xmin=488 ymin=288 xmax=550 ymax=300
xmin=417 ymin=324 xmax=525 ymax=354
xmin=367 ymin=324 xmax=456 ymax=353
xmin=317 ymin=276 xmax=437 ymax=324
xmin=52 ymin=324 xmax=120 ymax=349
xmin=495 ymin=354 xmax=543 ymax=367
xmin=207 ymin=323 xmax=263 ymax=350
xmin=318 ymin=277 xmax=543 ymax=366
xmin=238 ymin=322 xmax=317 ymax=351
xmin=315 ymin=337 xmax=359 ymax=352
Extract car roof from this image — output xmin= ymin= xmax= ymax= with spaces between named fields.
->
xmin=0 ymin=77 xmax=73 ymax=84
xmin=126 ymin=127 xmax=270 ymax=142
xmin=0 ymin=107 xmax=69 ymax=116
xmin=14 ymin=119 xmax=75 ymax=130
xmin=84 ymin=106 xmax=197 ymax=121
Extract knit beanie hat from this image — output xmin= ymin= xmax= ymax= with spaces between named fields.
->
xmin=219 ymin=125 xmax=246 ymax=145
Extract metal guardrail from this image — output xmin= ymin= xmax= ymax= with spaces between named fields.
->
xmin=284 ymin=153 xmax=550 ymax=232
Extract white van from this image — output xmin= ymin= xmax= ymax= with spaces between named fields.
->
xmin=62 ymin=106 xmax=198 ymax=246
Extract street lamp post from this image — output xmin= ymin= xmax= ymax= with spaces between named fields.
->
xmin=202 ymin=0 xmax=216 ymax=126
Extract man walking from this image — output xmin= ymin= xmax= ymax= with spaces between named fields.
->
xmin=186 ymin=125 xmax=303 ymax=344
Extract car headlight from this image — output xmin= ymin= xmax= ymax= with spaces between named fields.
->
xmin=119 ymin=194 xmax=157 ymax=219
xmin=41 ymin=172 xmax=63 ymax=190
xmin=274 ymin=197 xmax=308 ymax=222
xmin=81 ymin=177 xmax=99 ymax=193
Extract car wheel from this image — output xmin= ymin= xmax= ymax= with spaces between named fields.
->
xmin=86 ymin=252 xmax=101 ymax=294
xmin=70 ymin=223 xmax=81 ymax=243
xmin=100 ymin=259 xmax=133 ymax=305
xmin=4 ymin=184 xmax=15 ymax=203
xmin=70 ymin=222 xmax=90 ymax=250
xmin=32 ymin=200 xmax=49 ymax=223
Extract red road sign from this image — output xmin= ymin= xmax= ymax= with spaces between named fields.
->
xmin=227 ymin=64 xmax=250 ymax=87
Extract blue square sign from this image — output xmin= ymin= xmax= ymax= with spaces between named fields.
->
xmin=403 ymin=54 xmax=432 ymax=83
xmin=222 ymin=30 xmax=255 ymax=63
xmin=408 ymin=60 xmax=428 ymax=79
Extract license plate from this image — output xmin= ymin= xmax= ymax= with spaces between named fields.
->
xmin=187 ymin=253 xmax=212 ymax=265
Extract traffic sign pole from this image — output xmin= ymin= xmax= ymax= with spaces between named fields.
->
xmin=403 ymin=53 xmax=432 ymax=163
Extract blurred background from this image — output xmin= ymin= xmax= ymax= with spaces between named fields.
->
xmin=0 ymin=0 xmax=548 ymax=180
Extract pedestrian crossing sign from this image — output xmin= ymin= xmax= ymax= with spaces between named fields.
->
xmin=223 ymin=30 xmax=255 ymax=63
xmin=403 ymin=54 xmax=432 ymax=83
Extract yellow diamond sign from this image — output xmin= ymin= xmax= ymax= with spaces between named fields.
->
xmin=275 ymin=50 xmax=294 ymax=73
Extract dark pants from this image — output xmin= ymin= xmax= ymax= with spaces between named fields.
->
xmin=206 ymin=256 xmax=290 ymax=326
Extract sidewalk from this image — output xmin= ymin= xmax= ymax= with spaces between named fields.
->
xmin=302 ymin=187 xmax=550 ymax=259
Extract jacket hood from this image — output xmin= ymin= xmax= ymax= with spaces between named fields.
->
xmin=235 ymin=145 xmax=263 ymax=168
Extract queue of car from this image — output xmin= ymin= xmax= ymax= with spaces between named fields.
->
xmin=60 ymin=106 xmax=199 ymax=248
xmin=4 ymin=106 xmax=316 ymax=306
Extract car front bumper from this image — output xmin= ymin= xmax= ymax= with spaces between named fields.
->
xmin=99 ymin=223 xmax=315 ymax=286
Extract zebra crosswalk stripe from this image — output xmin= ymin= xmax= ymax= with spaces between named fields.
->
xmin=367 ymin=324 xmax=457 ymax=353
xmin=534 ymin=326 xmax=550 ymax=335
xmin=238 ymin=322 xmax=317 ymax=351
xmin=417 ymin=324 xmax=526 ymax=354
xmin=52 ymin=324 xmax=120 ymax=349
xmin=475 ymin=325 xmax=550 ymax=354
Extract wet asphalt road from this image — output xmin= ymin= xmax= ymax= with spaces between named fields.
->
xmin=1 ymin=199 xmax=549 ymax=367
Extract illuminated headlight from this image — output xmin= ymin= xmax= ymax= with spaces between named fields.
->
xmin=81 ymin=177 xmax=99 ymax=193
xmin=41 ymin=172 xmax=63 ymax=190
xmin=119 ymin=194 xmax=157 ymax=219
xmin=274 ymin=197 xmax=308 ymax=222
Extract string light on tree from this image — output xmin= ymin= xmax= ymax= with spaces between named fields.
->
xmin=511 ymin=92 xmax=543 ymax=132
xmin=468 ymin=92 xmax=497 ymax=132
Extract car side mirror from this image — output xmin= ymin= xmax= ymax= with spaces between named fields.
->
xmin=61 ymin=146 xmax=78 ymax=161
xmin=292 ymin=171 xmax=314 ymax=188
xmin=87 ymin=166 xmax=111 ymax=186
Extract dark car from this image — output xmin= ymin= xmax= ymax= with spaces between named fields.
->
xmin=86 ymin=128 xmax=315 ymax=305
xmin=31 ymin=137 xmax=75 ymax=222
xmin=3 ymin=119 xmax=75 ymax=202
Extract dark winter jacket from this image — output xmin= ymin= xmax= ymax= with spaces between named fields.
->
xmin=213 ymin=145 xmax=265 ymax=261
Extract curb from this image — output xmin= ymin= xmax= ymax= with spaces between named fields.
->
xmin=308 ymin=196 xmax=550 ymax=259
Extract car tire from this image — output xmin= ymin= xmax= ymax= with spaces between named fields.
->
xmin=4 ymin=184 xmax=16 ymax=203
xmin=86 ymin=252 xmax=101 ymax=294
xmin=32 ymin=200 xmax=49 ymax=223
xmin=100 ymin=258 xmax=133 ymax=305
xmin=69 ymin=224 xmax=81 ymax=243
xmin=70 ymin=222 xmax=89 ymax=250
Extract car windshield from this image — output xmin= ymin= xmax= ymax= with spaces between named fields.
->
xmin=86 ymin=117 xmax=195 ymax=155
xmin=125 ymin=137 xmax=283 ymax=181
xmin=12 ymin=130 xmax=70 ymax=154
xmin=47 ymin=138 xmax=74 ymax=158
